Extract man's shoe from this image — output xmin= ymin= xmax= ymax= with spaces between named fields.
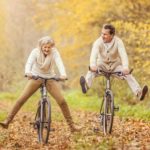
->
xmin=139 ymin=85 xmax=148 ymax=101
xmin=80 ymin=76 xmax=87 ymax=94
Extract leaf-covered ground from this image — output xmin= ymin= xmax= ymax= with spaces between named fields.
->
xmin=0 ymin=109 xmax=150 ymax=150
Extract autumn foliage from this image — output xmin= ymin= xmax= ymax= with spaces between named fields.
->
xmin=0 ymin=0 xmax=149 ymax=91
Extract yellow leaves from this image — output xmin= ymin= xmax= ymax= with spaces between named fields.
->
xmin=0 ymin=0 xmax=7 ymax=56
xmin=0 ymin=0 xmax=149 ymax=89
xmin=30 ymin=0 xmax=150 ymax=88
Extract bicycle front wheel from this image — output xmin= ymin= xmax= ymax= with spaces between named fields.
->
xmin=40 ymin=98 xmax=51 ymax=143
xmin=103 ymin=90 xmax=114 ymax=135
xmin=34 ymin=103 xmax=41 ymax=142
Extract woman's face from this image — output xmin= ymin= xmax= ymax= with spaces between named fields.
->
xmin=41 ymin=43 xmax=53 ymax=56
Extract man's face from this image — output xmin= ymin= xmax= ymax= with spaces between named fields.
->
xmin=41 ymin=43 xmax=52 ymax=56
xmin=101 ymin=28 xmax=113 ymax=43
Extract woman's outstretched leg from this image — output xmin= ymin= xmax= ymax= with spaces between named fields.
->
xmin=0 ymin=79 xmax=41 ymax=128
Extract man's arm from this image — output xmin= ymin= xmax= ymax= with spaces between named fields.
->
xmin=118 ymin=39 xmax=129 ymax=74
xmin=118 ymin=39 xmax=129 ymax=68
xmin=90 ymin=39 xmax=100 ymax=71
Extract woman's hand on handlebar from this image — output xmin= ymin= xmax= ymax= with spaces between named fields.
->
xmin=25 ymin=73 xmax=33 ymax=80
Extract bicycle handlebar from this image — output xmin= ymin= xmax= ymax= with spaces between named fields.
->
xmin=25 ymin=75 xmax=68 ymax=81
xmin=89 ymin=66 xmax=133 ymax=76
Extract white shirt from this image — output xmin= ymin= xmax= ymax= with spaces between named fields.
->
xmin=90 ymin=36 xmax=129 ymax=69
xmin=25 ymin=48 xmax=67 ymax=78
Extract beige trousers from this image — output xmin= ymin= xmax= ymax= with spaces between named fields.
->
xmin=6 ymin=79 xmax=73 ymax=127
xmin=85 ymin=65 xmax=141 ymax=95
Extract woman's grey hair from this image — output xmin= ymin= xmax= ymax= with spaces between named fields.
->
xmin=38 ymin=36 xmax=55 ymax=48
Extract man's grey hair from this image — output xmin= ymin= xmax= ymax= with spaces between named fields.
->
xmin=103 ymin=24 xmax=115 ymax=35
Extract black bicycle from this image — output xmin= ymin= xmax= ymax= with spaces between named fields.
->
xmin=92 ymin=68 xmax=132 ymax=135
xmin=29 ymin=75 xmax=64 ymax=143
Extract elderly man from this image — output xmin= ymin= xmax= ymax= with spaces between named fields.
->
xmin=80 ymin=24 xmax=148 ymax=100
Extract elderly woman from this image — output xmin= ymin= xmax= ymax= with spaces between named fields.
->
xmin=0 ymin=36 xmax=80 ymax=132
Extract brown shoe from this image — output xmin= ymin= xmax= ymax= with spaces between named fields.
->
xmin=0 ymin=120 xmax=9 ymax=129
xmin=80 ymin=76 xmax=88 ymax=94
xmin=138 ymin=85 xmax=148 ymax=101
xmin=70 ymin=125 xmax=82 ymax=133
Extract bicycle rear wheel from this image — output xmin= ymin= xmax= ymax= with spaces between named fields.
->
xmin=40 ymin=98 xmax=51 ymax=143
xmin=103 ymin=90 xmax=114 ymax=135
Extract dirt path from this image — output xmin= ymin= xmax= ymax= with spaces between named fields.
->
xmin=0 ymin=110 xmax=150 ymax=150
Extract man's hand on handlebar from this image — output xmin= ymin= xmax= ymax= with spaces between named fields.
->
xmin=59 ymin=75 xmax=68 ymax=81
xmin=89 ymin=65 xmax=133 ymax=76
xmin=122 ymin=67 xmax=130 ymax=75
xmin=90 ymin=66 xmax=98 ymax=72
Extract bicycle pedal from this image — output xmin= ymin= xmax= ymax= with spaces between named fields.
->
xmin=30 ymin=122 xmax=39 ymax=129
xmin=93 ymin=127 xmax=100 ymax=132
xmin=34 ymin=125 xmax=38 ymax=129
xmin=99 ymin=114 xmax=104 ymax=126
xmin=30 ymin=122 xmax=34 ymax=125
xmin=50 ymin=128 xmax=55 ymax=132
xmin=114 ymin=106 xmax=119 ymax=111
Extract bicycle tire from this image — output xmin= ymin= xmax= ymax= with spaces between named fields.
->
xmin=99 ymin=98 xmax=104 ymax=128
xmin=34 ymin=103 xmax=41 ymax=142
xmin=103 ymin=90 xmax=114 ymax=135
xmin=40 ymin=98 xmax=51 ymax=143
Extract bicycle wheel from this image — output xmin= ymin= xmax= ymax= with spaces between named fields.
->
xmin=99 ymin=98 xmax=104 ymax=128
xmin=34 ymin=103 xmax=41 ymax=142
xmin=103 ymin=90 xmax=114 ymax=135
xmin=40 ymin=98 xmax=51 ymax=143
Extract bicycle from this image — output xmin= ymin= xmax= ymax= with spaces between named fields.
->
xmin=91 ymin=68 xmax=132 ymax=135
xmin=28 ymin=75 xmax=65 ymax=143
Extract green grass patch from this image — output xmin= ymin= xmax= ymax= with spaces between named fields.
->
xmin=65 ymin=90 xmax=150 ymax=121
xmin=65 ymin=90 xmax=100 ymax=111
xmin=117 ymin=104 xmax=150 ymax=121
xmin=0 ymin=89 xmax=150 ymax=121
xmin=0 ymin=92 xmax=18 ymax=102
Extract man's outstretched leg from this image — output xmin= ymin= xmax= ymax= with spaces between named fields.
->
xmin=80 ymin=71 xmax=95 ymax=94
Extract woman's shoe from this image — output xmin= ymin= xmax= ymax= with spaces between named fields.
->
xmin=0 ymin=120 xmax=9 ymax=129
xmin=70 ymin=125 xmax=82 ymax=133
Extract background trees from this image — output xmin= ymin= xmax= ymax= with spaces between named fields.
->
xmin=0 ymin=0 xmax=149 ymax=92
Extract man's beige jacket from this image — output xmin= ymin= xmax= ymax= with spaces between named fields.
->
xmin=90 ymin=36 xmax=129 ymax=71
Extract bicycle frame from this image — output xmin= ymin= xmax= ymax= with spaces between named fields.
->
xmin=99 ymin=71 xmax=114 ymax=115
xmin=90 ymin=67 xmax=132 ymax=134
xmin=40 ymin=79 xmax=48 ymax=101
xmin=30 ymin=75 xmax=66 ymax=143
xmin=30 ymin=76 xmax=52 ymax=143
xmin=97 ymin=69 xmax=124 ymax=135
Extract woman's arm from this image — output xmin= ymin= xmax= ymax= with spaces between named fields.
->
xmin=25 ymin=49 xmax=37 ymax=75
xmin=53 ymin=49 xmax=67 ymax=78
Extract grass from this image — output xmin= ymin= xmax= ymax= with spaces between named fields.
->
xmin=65 ymin=90 xmax=150 ymax=121
xmin=0 ymin=89 xmax=150 ymax=121
xmin=65 ymin=90 xmax=100 ymax=111
xmin=0 ymin=89 xmax=149 ymax=149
